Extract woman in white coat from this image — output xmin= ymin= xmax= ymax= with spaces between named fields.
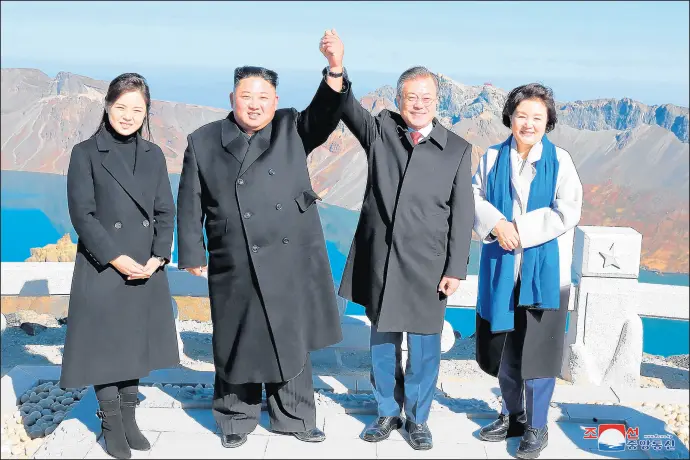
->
xmin=472 ymin=83 xmax=583 ymax=459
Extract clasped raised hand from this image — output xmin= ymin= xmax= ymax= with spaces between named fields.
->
xmin=319 ymin=28 xmax=344 ymax=68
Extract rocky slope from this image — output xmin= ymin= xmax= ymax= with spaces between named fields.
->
xmin=24 ymin=234 xmax=76 ymax=262
xmin=306 ymin=77 xmax=688 ymax=273
xmin=2 ymin=68 xmax=688 ymax=272
xmin=1 ymin=69 xmax=226 ymax=174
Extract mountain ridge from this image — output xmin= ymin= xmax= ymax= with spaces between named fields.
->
xmin=2 ymin=68 xmax=688 ymax=273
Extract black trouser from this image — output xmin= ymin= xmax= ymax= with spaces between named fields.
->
xmin=212 ymin=356 xmax=316 ymax=435
xmin=497 ymin=282 xmax=556 ymax=429
xmin=94 ymin=379 xmax=139 ymax=401
xmin=498 ymin=328 xmax=556 ymax=429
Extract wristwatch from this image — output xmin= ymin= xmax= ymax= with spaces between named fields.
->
xmin=154 ymin=256 xmax=166 ymax=266
xmin=323 ymin=66 xmax=347 ymax=79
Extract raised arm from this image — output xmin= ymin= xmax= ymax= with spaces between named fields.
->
xmin=67 ymin=144 xmax=120 ymax=267
xmin=176 ymin=135 xmax=207 ymax=270
xmin=151 ymin=151 xmax=175 ymax=262
xmin=514 ymin=150 xmax=583 ymax=248
xmin=340 ymin=85 xmax=382 ymax=154
xmin=443 ymin=142 xmax=476 ymax=279
xmin=296 ymin=29 xmax=350 ymax=154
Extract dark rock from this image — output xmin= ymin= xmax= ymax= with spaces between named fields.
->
xmin=6 ymin=311 xmax=59 ymax=328
xmin=5 ymin=313 xmax=23 ymax=327
xmin=667 ymin=354 xmax=689 ymax=369
xmin=57 ymin=317 xmax=68 ymax=325
xmin=20 ymin=322 xmax=48 ymax=336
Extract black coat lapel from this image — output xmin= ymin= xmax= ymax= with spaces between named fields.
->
xmin=221 ymin=114 xmax=249 ymax=165
xmin=395 ymin=124 xmax=414 ymax=151
xmin=133 ymin=133 xmax=155 ymax=204
xmin=239 ymin=122 xmax=272 ymax=177
xmin=98 ymin=130 xmax=151 ymax=217
xmin=427 ymin=119 xmax=448 ymax=150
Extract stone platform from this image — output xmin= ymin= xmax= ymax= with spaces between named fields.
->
xmin=2 ymin=366 xmax=688 ymax=459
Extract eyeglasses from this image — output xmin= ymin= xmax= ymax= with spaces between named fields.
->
xmin=403 ymin=94 xmax=436 ymax=106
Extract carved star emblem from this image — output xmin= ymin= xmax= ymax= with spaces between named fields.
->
xmin=599 ymin=243 xmax=621 ymax=269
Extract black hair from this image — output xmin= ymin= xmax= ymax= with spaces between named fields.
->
xmin=502 ymin=83 xmax=557 ymax=133
xmin=93 ymin=72 xmax=152 ymax=140
xmin=233 ymin=66 xmax=279 ymax=89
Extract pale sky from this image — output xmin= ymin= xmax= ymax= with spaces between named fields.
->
xmin=2 ymin=1 xmax=688 ymax=107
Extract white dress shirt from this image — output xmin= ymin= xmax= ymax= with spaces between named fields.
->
xmin=408 ymin=122 xmax=433 ymax=139
xmin=509 ymin=137 xmax=541 ymax=281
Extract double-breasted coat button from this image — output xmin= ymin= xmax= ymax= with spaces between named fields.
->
xmin=243 ymin=212 xmax=252 ymax=219
xmin=114 ymin=221 xmax=122 ymax=229
xmin=282 ymin=237 xmax=290 ymax=244
xmin=268 ymin=168 xmax=276 ymax=175
xmin=142 ymin=219 xmax=150 ymax=227
xmin=275 ymin=203 xmax=282 ymax=210
xmin=237 ymin=178 xmax=245 ymax=185
xmin=251 ymin=245 xmax=259 ymax=253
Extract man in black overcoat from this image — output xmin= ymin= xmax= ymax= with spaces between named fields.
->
xmin=176 ymin=30 xmax=348 ymax=447
xmin=338 ymin=66 xmax=475 ymax=450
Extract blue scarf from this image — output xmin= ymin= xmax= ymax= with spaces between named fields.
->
xmin=477 ymin=135 xmax=561 ymax=333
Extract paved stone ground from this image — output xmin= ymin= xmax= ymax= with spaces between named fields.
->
xmin=14 ymin=369 xmax=685 ymax=460
xmin=75 ymin=411 xmax=648 ymax=459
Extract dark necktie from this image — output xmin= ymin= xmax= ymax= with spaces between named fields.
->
xmin=410 ymin=131 xmax=422 ymax=146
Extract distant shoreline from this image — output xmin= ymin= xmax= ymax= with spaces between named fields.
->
xmin=2 ymin=170 xmax=689 ymax=280
xmin=640 ymin=267 xmax=688 ymax=276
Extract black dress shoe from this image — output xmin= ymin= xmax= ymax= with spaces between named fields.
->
xmin=404 ymin=419 xmax=433 ymax=450
xmin=479 ymin=412 xmax=527 ymax=442
xmin=291 ymin=427 xmax=326 ymax=443
xmin=220 ymin=433 xmax=248 ymax=448
xmin=361 ymin=416 xmax=403 ymax=442
xmin=516 ymin=425 xmax=548 ymax=459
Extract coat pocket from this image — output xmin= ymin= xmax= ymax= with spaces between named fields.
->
xmin=426 ymin=210 xmax=450 ymax=256
xmin=294 ymin=189 xmax=321 ymax=212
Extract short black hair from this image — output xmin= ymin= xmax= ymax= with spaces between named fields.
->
xmin=502 ymin=83 xmax=557 ymax=133
xmin=234 ymin=66 xmax=279 ymax=89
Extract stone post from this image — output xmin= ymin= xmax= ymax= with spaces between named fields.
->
xmin=562 ymin=226 xmax=644 ymax=387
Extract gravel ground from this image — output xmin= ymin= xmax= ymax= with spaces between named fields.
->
xmin=1 ymin=381 xmax=86 ymax=459
xmin=1 ymin=320 xmax=688 ymax=458
xmin=634 ymin=402 xmax=690 ymax=449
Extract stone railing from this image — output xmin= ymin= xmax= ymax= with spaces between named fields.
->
xmin=1 ymin=226 xmax=688 ymax=387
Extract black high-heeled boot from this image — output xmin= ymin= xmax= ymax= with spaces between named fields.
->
xmin=96 ymin=396 xmax=132 ymax=459
xmin=119 ymin=390 xmax=151 ymax=451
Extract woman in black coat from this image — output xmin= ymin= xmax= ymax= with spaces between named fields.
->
xmin=60 ymin=73 xmax=180 ymax=459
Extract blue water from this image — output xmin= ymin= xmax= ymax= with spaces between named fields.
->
xmin=0 ymin=208 xmax=62 ymax=262
xmin=638 ymin=270 xmax=690 ymax=287
xmin=1 ymin=170 xmax=688 ymax=356
xmin=344 ymin=303 xmax=690 ymax=357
